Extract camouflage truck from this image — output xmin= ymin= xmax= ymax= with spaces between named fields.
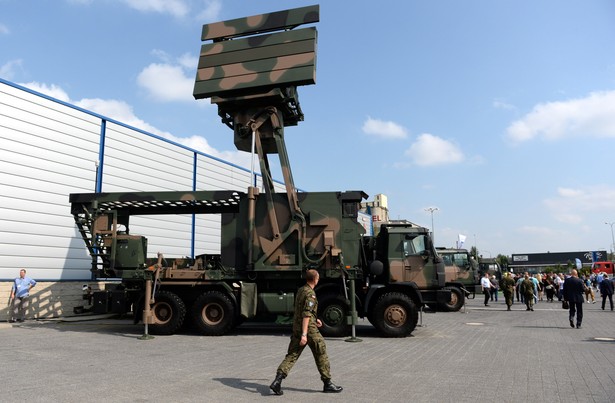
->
xmin=478 ymin=257 xmax=503 ymax=281
xmin=69 ymin=5 xmax=449 ymax=338
xmin=434 ymin=248 xmax=481 ymax=311
xmin=70 ymin=190 xmax=450 ymax=338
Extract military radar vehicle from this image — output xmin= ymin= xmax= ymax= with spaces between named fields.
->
xmin=70 ymin=5 xmax=449 ymax=338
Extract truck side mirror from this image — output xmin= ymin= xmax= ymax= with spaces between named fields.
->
xmin=424 ymin=235 xmax=433 ymax=251
xmin=370 ymin=260 xmax=384 ymax=276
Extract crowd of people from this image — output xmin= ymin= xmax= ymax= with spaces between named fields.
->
xmin=484 ymin=270 xmax=615 ymax=312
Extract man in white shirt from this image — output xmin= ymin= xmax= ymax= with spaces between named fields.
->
xmin=480 ymin=272 xmax=492 ymax=307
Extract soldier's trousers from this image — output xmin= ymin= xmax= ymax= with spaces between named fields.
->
xmin=524 ymin=294 xmax=534 ymax=309
xmin=277 ymin=331 xmax=331 ymax=381
xmin=503 ymin=291 xmax=513 ymax=307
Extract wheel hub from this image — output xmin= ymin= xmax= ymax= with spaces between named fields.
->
xmin=154 ymin=303 xmax=172 ymax=324
xmin=203 ymin=303 xmax=223 ymax=325
xmin=384 ymin=304 xmax=406 ymax=327
xmin=324 ymin=305 xmax=343 ymax=325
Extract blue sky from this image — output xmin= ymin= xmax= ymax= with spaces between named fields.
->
xmin=2 ymin=0 xmax=615 ymax=258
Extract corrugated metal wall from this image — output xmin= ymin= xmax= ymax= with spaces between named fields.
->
xmin=0 ymin=79 xmax=283 ymax=281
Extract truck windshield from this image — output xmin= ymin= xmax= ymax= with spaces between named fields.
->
xmin=404 ymin=235 xmax=426 ymax=256
xmin=441 ymin=253 xmax=469 ymax=268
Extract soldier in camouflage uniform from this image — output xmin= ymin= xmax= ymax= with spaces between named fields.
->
xmin=499 ymin=272 xmax=516 ymax=311
xmin=521 ymin=273 xmax=535 ymax=311
xmin=270 ymin=269 xmax=343 ymax=395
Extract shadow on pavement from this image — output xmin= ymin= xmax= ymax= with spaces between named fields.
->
xmin=212 ymin=377 xmax=319 ymax=396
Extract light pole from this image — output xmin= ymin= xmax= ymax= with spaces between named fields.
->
xmin=606 ymin=222 xmax=615 ymax=258
xmin=425 ymin=207 xmax=439 ymax=244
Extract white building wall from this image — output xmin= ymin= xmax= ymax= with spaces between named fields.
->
xmin=0 ymin=79 xmax=287 ymax=285
xmin=1 ymin=80 xmax=100 ymax=281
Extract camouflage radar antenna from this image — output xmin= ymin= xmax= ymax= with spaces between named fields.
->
xmin=193 ymin=5 xmax=319 ymax=268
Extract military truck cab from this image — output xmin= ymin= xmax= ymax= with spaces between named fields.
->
xmin=435 ymin=248 xmax=481 ymax=311
xmin=478 ymin=257 xmax=503 ymax=281
xmin=361 ymin=224 xmax=450 ymax=314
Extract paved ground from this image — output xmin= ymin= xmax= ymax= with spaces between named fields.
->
xmin=1 ymin=295 xmax=614 ymax=403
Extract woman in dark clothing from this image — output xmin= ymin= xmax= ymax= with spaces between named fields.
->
xmin=544 ymin=276 xmax=556 ymax=302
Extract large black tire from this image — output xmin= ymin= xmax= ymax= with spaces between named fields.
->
xmin=318 ymin=295 xmax=349 ymax=337
xmin=149 ymin=290 xmax=186 ymax=335
xmin=371 ymin=292 xmax=418 ymax=337
xmin=191 ymin=291 xmax=235 ymax=336
xmin=440 ymin=286 xmax=464 ymax=312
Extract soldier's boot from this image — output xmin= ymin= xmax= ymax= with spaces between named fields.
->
xmin=323 ymin=380 xmax=343 ymax=393
xmin=270 ymin=372 xmax=285 ymax=395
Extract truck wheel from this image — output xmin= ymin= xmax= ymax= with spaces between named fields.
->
xmin=372 ymin=292 xmax=418 ymax=337
xmin=149 ymin=290 xmax=186 ymax=335
xmin=192 ymin=291 xmax=235 ymax=336
xmin=318 ymin=295 xmax=349 ymax=337
xmin=441 ymin=287 xmax=464 ymax=312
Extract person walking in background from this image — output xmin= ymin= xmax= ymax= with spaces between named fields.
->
xmin=521 ymin=273 xmax=535 ymax=311
xmin=9 ymin=268 xmax=36 ymax=323
xmin=583 ymin=275 xmax=595 ymax=304
xmin=489 ymin=275 xmax=499 ymax=302
xmin=481 ymin=272 xmax=492 ymax=307
xmin=516 ymin=274 xmax=525 ymax=304
xmin=500 ymin=272 xmax=515 ymax=311
xmin=557 ymin=273 xmax=565 ymax=301
xmin=590 ymin=272 xmax=597 ymax=292
xmin=596 ymin=272 xmax=604 ymax=297
xmin=599 ymin=274 xmax=614 ymax=311
xmin=270 ymin=269 xmax=342 ymax=395
xmin=544 ymin=275 xmax=556 ymax=302
xmin=563 ymin=269 xmax=585 ymax=329
xmin=530 ymin=274 xmax=540 ymax=304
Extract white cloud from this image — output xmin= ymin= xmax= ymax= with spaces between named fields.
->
xmin=18 ymin=81 xmax=70 ymax=102
xmin=150 ymin=49 xmax=172 ymax=63
xmin=122 ymin=0 xmax=190 ymax=18
xmin=119 ymin=0 xmax=221 ymax=20
xmin=544 ymin=185 xmax=615 ymax=224
xmin=196 ymin=0 xmax=222 ymax=22
xmin=506 ymin=90 xmax=615 ymax=144
xmin=13 ymin=81 xmax=249 ymax=169
xmin=517 ymin=226 xmax=559 ymax=236
xmin=0 ymin=23 xmax=9 ymax=35
xmin=1 ymin=59 xmax=22 ymax=80
xmin=77 ymin=98 xmax=146 ymax=127
xmin=74 ymin=97 xmax=250 ymax=168
xmin=492 ymin=98 xmax=515 ymax=111
xmin=178 ymin=53 xmax=198 ymax=70
xmin=137 ymin=62 xmax=195 ymax=102
xmin=362 ymin=117 xmax=408 ymax=139
xmin=404 ymin=133 xmax=464 ymax=166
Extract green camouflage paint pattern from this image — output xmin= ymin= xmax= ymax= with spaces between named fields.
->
xmin=200 ymin=5 xmax=319 ymax=41
xmin=375 ymin=224 xmax=446 ymax=290
xmin=437 ymin=248 xmax=480 ymax=288
xmin=194 ymin=5 xmax=318 ymax=100
xmin=70 ymin=190 xmax=366 ymax=280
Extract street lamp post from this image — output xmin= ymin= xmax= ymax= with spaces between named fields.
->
xmin=425 ymin=207 xmax=439 ymax=244
xmin=606 ymin=221 xmax=615 ymax=258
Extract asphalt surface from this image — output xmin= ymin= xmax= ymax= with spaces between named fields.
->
xmin=1 ymin=295 xmax=614 ymax=403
